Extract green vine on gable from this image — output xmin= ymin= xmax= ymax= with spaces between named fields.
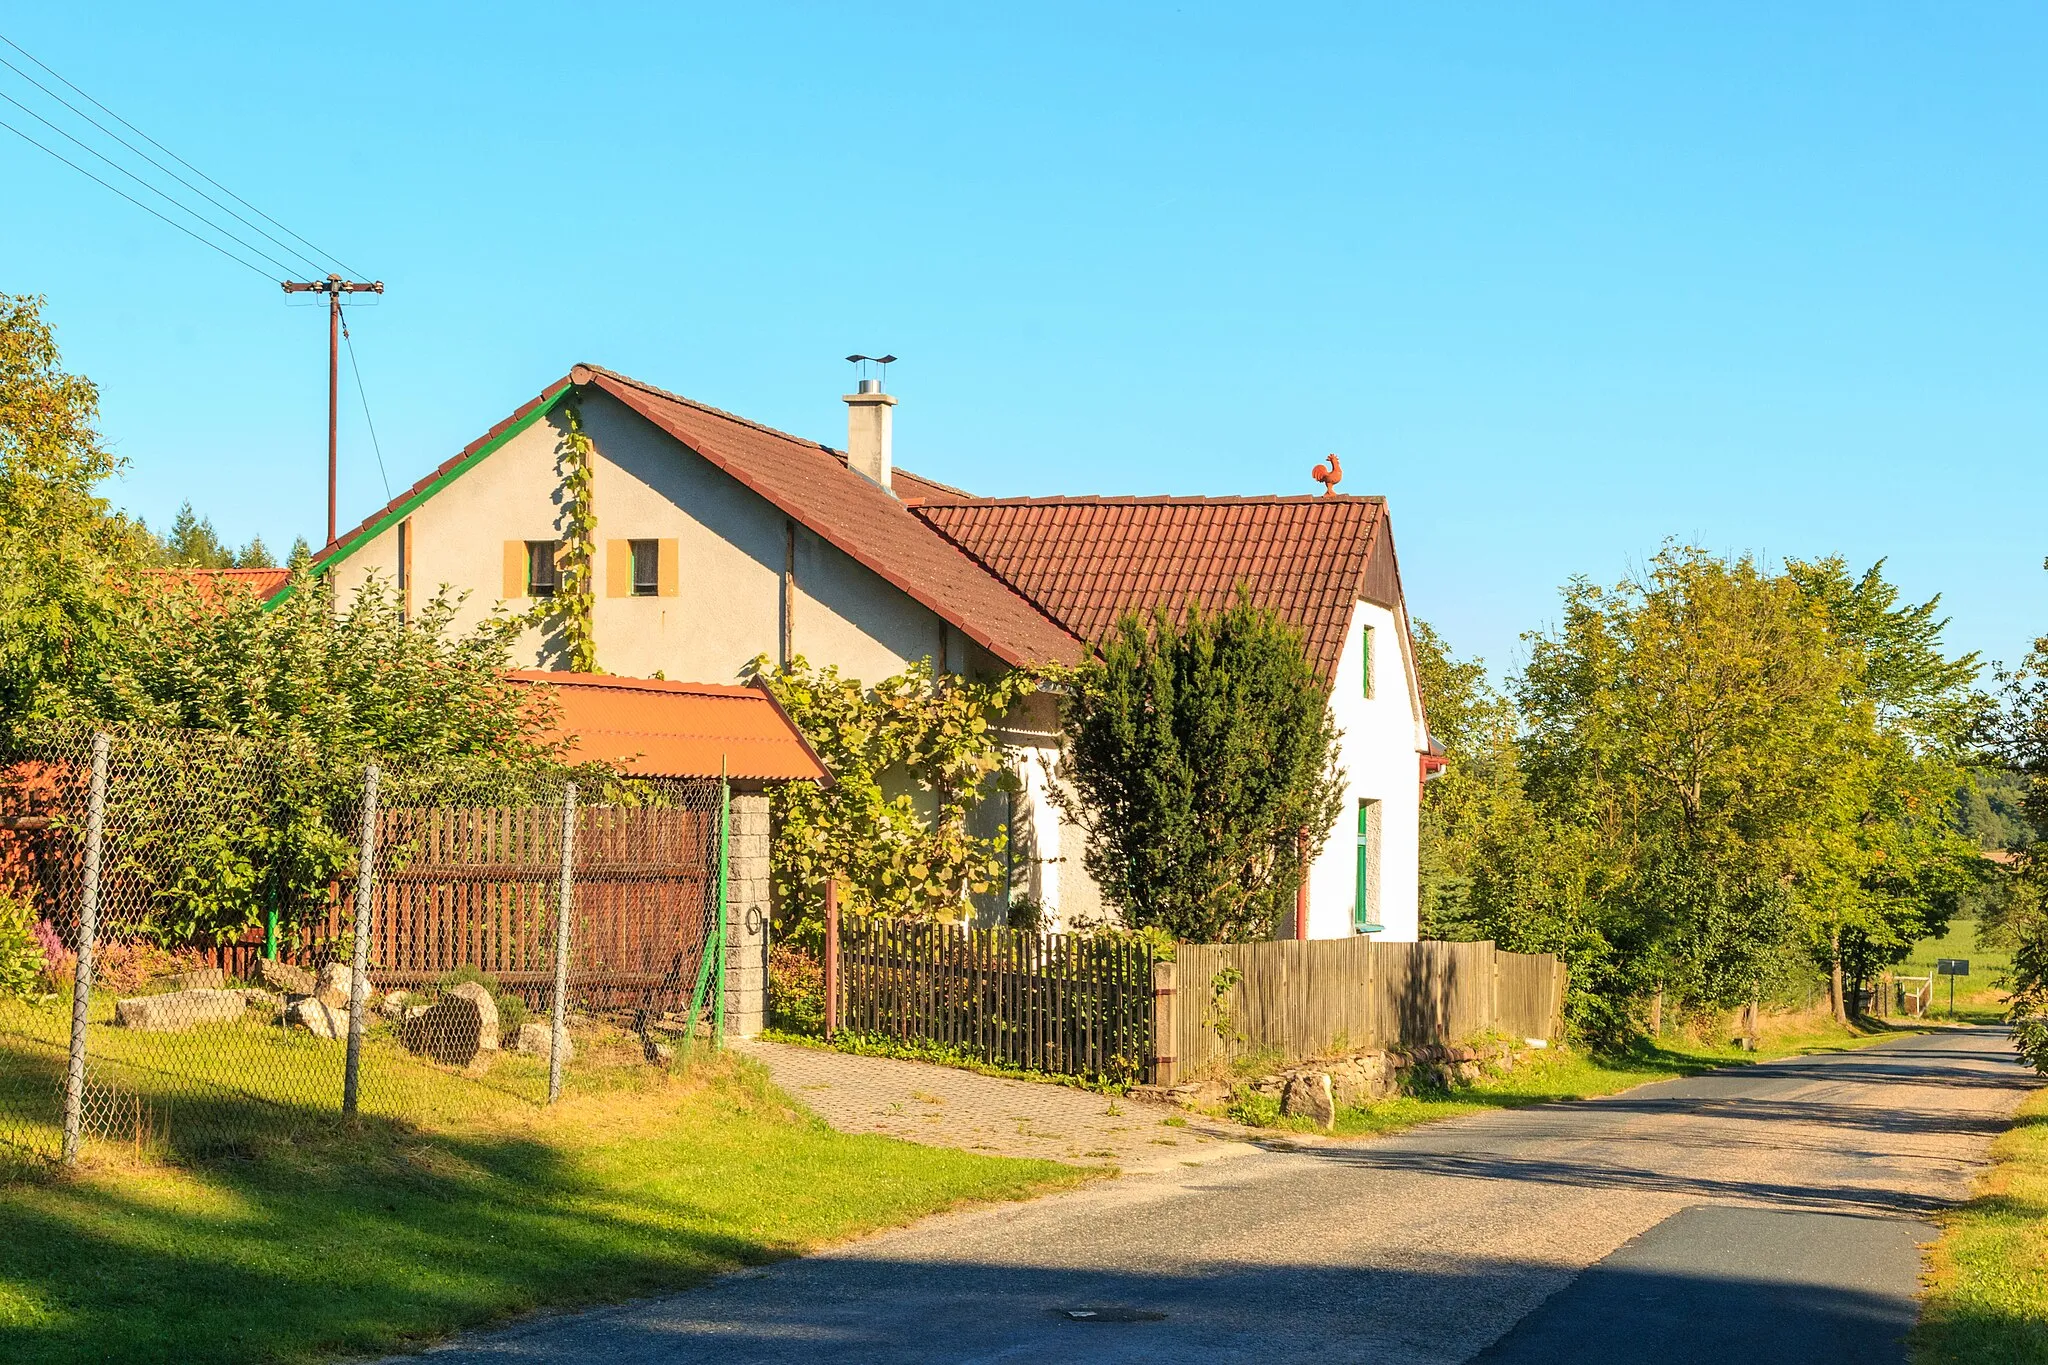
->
xmin=552 ymin=401 xmax=599 ymax=672
xmin=750 ymin=655 xmax=1035 ymax=944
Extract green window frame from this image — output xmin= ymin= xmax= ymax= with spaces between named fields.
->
xmin=1362 ymin=624 xmax=1375 ymax=700
xmin=1354 ymin=799 xmax=1384 ymax=933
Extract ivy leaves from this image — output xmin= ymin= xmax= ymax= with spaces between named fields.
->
xmin=752 ymin=655 xmax=1032 ymax=940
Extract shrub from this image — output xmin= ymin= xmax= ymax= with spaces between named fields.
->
xmin=30 ymin=917 xmax=69 ymax=988
xmin=0 ymin=892 xmax=43 ymax=998
xmin=768 ymin=942 xmax=825 ymax=1035
xmin=1060 ymin=592 xmax=1344 ymax=943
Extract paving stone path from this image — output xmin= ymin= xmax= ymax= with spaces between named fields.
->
xmin=736 ymin=1039 xmax=1258 ymax=1172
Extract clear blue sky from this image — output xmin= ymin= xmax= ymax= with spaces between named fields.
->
xmin=3 ymin=4 xmax=2042 ymax=682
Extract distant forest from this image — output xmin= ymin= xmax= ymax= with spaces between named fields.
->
xmin=1958 ymin=765 xmax=2036 ymax=851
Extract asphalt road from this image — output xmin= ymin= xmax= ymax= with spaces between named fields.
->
xmin=405 ymin=1028 xmax=2035 ymax=1365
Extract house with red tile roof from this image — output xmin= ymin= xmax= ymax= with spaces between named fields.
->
xmin=312 ymin=365 xmax=1431 ymax=940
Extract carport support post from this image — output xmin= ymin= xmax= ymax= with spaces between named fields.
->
xmin=548 ymin=782 xmax=578 ymax=1104
xmin=60 ymin=732 xmax=110 ymax=1166
xmin=343 ymin=762 xmax=380 ymax=1118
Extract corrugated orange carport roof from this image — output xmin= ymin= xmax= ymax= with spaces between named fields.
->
xmin=506 ymin=672 xmax=830 ymax=784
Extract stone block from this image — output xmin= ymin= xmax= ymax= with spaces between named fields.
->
xmin=286 ymin=996 xmax=346 ymax=1040
xmin=315 ymin=962 xmax=361 ymax=1009
xmin=1282 ymin=1072 xmax=1336 ymax=1128
xmin=259 ymin=958 xmax=317 ymax=996
xmin=512 ymin=1019 xmax=573 ymax=1062
xmin=403 ymin=981 xmax=500 ymax=1066
xmin=171 ymin=967 xmax=227 ymax=991
xmin=114 ymin=989 xmax=246 ymax=1032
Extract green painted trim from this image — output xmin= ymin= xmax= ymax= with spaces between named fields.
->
xmin=266 ymin=380 xmax=576 ymax=609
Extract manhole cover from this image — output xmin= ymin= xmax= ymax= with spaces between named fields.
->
xmin=1054 ymin=1307 xmax=1167 ymax=1323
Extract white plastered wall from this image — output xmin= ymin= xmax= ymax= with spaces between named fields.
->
xmin=1302 ymin=599 xmax=1424 ymax=942
xmin=328 ymin=391 xmax=953 ymax=686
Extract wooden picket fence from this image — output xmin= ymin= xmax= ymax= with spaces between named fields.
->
xmin=835 ymin=916 xmax=1156 ymax=1080
xmin=827 ymin=915 xmax=1564 ymax=1085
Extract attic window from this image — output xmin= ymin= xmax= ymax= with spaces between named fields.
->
xmin=526 ymin=540 xmax=562 ymax=598
xmin=630 ymin=539 xmax=660 ymax=597
xmin=1362 ymin=625 xmax=1375 ymax=700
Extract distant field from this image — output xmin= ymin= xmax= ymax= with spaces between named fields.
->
xmin=1900 ymin=918 xmax=2013 ymax=1021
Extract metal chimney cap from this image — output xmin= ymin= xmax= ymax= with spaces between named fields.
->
xmin=857 ymin=377 xmax=882 ymax=395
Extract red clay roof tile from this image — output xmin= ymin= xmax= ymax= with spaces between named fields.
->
xmin=912 ymin=495 xmax=1387 ymax=682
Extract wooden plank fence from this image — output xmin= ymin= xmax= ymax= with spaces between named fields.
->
xmin=836 ymin=916 xmax=1154 ymax=1081
xmin=1167 ymin=938 xmax=1564 ymax=1081
xmin=106 ymin=804 xmax=718 ymax=1013
xmin=830 ymin=919 xmax=1565 ymax=1085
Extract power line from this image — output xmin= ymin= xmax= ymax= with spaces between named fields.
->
xmin=0 ymin=86 xmax=300 ymax=279
xmin=0 ymin=113 xmax=276 ymax=282
xmin=0 ymin=31 xmax=366 ymax=280
xmin=340 ymin=307 xmax=393 ymax=503
xmin=0 ymin=48 xmax=331 ymax=279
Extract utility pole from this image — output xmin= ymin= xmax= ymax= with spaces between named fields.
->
xmin=282 ymin=274 xmax=383 ymax=546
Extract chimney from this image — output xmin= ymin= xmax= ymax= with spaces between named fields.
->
xmin=843 ymin=377 xmax=896 ymax=492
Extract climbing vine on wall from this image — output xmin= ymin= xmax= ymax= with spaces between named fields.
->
xmin=551 ymin=401 xmax=599 ymax=672
xmin=751 ymin=655 xmax=1035 ymax=944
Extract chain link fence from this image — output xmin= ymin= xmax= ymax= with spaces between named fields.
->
xmin=0 ymin=730 xmax=731 ymax=1167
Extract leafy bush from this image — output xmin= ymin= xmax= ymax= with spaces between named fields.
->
xmin=1060 ymin=592 xmax=1343 ymax=943
xmin=0 ymin=891 xmax=43 ymax=998
xmin=767 ymin=942 xmax=824 ymax=1035
xmin=435 ymin=965 xmax=529 ymax=1033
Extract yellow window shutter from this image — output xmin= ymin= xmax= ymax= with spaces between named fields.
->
xmin=606 ymin=540 xmax=631 ymax=598
xmin=658 ymin=538 xmax=680 ymax=596
xmin=502 ymin=541 xmax=526 ymax=599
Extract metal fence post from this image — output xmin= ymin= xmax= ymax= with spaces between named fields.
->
xmin=343 ymin=762 xmax=380 ymax=1117
xmin=548 ymin=782 xmax=577 ymax=1104
xmin=60 ymin=732 xmax=111 ymax=1166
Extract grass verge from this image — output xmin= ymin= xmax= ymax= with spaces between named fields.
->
xmin=1914 ymin=1082 xmax=2048 ymax=1364
xmin=1232 ymin=1012 xmax=1920 ymax=1137
xmin=0 ymin=1051 xmax=1084 ymax=1365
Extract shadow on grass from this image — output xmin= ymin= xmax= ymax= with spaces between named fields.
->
xmin=0 ymin=1045 xmax=1072 ymax=1365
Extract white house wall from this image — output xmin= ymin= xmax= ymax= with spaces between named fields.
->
xmin=1303 ymin=599 xmax=1424 ymax=942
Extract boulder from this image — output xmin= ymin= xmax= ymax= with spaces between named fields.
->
xmin=171 ymin=967 xmax=227 ymax=991
xmin=239 ymin=988 xmax=284 ymax=1012
xmin=377 ymin=990 xmax=409 ymax=1019
xmin=1325 ymin=1052 xmax=1397 ymax=1105
xmin=259 ymin=958 xmax=317 ymax=996
xmin=403 ymin=981 xmax=500 ymax=1066
xmin=512 ymin=1019 xmax=573 ymax=1062
xmin=114 ymin=988 xmax=245 ymax=1032
xmin=1281 ymin=1071 xmax=1336 ymax=1128
xmin=286 ymin=996 xmax=348 ymax=1039
xmin=315 ymin=962 xmax=361 ymax=1010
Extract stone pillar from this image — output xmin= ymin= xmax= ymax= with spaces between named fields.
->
xmin=723 ymin=792 xmax=771 ymax=1038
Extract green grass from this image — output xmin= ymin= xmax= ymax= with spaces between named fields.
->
xmin=0 ymin=1013 xmax=1084 ymax=1364
xmin=1902 ymin=917 xmax=2014 ymax=1025
xmin=1229 ymin=1012 xmax=1918 ymax=1137
xmin=1914 ymin=1083 xmax=2048 ymax=1363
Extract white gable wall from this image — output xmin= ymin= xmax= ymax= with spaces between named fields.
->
xmin=1303 ymin=599 xmax=1424 ymax=942
xmin=328 ymin=392 xmax=960 ymax=687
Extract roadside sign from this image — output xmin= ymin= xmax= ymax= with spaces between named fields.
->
xmin=1936 ymin=959 xmax=1969 ymax=976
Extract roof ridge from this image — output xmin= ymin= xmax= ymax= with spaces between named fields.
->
xmin=914 ymin=493 xmax=1388 ymax=507
xmin=573 ymin=364 xmax=846 ymax=460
